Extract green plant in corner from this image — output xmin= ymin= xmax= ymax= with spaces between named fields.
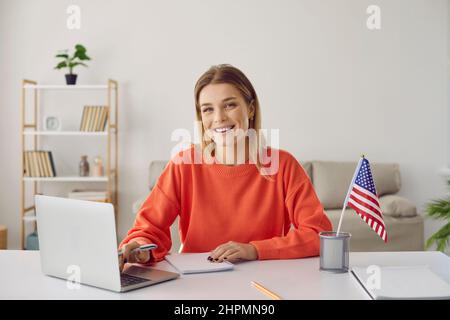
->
xmin=54 ymin=44 xmax=91 ymax=85
xmin=425 ymin=180 xmax=450 ymax=252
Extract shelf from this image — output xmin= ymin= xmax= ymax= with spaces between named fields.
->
xmin=23 ymin=176 xmax=109 ymax=182
xmin=20 ymin=78 xmax=119 ymax=249
xmin=23 ymin=84 xmax=110 ymax=90
xmin=23 ymin=216 xmax=37 ymax=222
xmin=23 ymin=131 xmax=109 ymax=136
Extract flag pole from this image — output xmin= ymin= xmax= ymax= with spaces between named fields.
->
xmin=336 ymin=155 xmax=365 ymax=236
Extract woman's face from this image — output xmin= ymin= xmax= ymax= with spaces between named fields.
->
xmin=199 ymin=83 xmax=254 ymax=146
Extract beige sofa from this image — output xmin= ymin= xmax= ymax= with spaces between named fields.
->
xmin=132 ymin=160 xmax=424 ymax=253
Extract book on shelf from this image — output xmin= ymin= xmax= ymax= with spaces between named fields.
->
xmin=93 ymin=107 xmax=101 ymax=131
xmin=47 ymin=152 xmax=56 ymax=177
xmin=39 ymin=151 xmax=48 ymax=177
xmin=44 ymin=152 xmax=52 ymax=177
xmin=80 ymin=106 xmax=108 ymax=132
xmin=82 ymin=106 xmax=92 ymax=131
xmin=27 ymin=152 xmax=35 ymax=177
xmin=87 ymin=106 xmax=95 ymax=131
xmin=35 ymin=151 xmax=42 ymax=177
xmin=102 ymin=107 xmax=109 ymax=131
xmin=98 ymin=107 xmax=108 ymax=131
xmin=23 ymin=151 xmax=56 ymax=177
xmin=31 ymin=151 xmax=39 ymax=177
xmin=79 ymin=106 xmax=87 ymax=131
xmin=23 ymin=152 xmax=30 ymax=177
xmin=80 ymin=106 xmax=90 ymax=131
xmin=25 ymin=151 xmax=32 ymax=177
xmin=86 ymin=106 xmax=93 ymax=131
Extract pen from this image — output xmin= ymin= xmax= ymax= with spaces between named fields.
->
xmin=251 ymin=281 xmax=282 ymax=300
xmin=118 ymin=244 xmax=158 ymax=257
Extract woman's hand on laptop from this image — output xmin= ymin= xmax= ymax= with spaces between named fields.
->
xmin=118 ymin=241 xmax=151 ymax=273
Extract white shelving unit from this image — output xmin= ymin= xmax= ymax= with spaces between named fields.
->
xmin=23 ymin=84 xmax=108 ymax=90
xmin=23 ymin=176 xmax=110 ymax=182
xmin=23 ymin=131 xmax=110 ymax=136
xmin=20 ymin=79 xmax=119 ymax=249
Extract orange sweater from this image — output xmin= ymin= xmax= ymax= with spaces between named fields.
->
xmin=120 ymin=147 xmax=332 ymax=262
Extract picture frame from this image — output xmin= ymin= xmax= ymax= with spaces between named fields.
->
xmin=43 ymin=115 xmax=61 ymax=131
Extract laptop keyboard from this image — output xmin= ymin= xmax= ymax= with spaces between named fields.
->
xmin=120 ymin=273 xmax=150 ymax=287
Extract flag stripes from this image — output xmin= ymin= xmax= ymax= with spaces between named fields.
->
xmin=346 ymin=158 xmax=388 ymax=242
xmin=348 ymin=197 xmax=385 ymax=227
xmin=349 ymin=194 xmax=382 ymax=220
xmin=355 ymin=211 xmax=387 ymax=242
xmin=352 ymin=185 xmax=381 ymax=209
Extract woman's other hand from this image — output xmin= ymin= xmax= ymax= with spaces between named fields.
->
xmin=208 ymin=241 xmax=258 ymax=263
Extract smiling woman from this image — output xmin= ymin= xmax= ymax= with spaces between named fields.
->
xmin=118 ymin=64 xmax=332 ymax=270
xmin=195 ymin=65 xmax=262 ymax=169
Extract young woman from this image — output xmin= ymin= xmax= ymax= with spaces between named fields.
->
xmin=119 ymin=64 xmax=332 ymax=271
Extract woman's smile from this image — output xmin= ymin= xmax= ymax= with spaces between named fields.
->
xmin=213 ymin=125 xmax=235 ymax=134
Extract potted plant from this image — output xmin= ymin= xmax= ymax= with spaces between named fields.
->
xmin=54 ymin=44 xmax=91 ymax=85
xmin=425 ymin=180 xmax=450 ymax=252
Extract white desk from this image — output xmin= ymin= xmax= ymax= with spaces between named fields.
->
xmin=0 ymin=250 xmax=449 ymax=300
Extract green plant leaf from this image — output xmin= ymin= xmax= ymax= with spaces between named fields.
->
xmin=68 ymin=62 xmax=88 ymax=68
xmin=55 ymin=45 xmax=90 ymax=72
xmin=74 ymin=42 xmax=91 ymax=61
xmin=75 ymin=44 xmax=86 ymax=52
xmin=74 ymin=51 xmax=91 ymax=61
xmin=425 ymin=222 xmax=450 ymax=251
xmin=424 ymin=179 xmax=450 ymax=252
xmin=426 ymin=198 xmax=450 ymax=220
xmin=54 ymin=61 xmax=68 ymax=69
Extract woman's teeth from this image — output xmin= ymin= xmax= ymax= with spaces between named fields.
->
xmin=214 ymin=126 xmax=234 ymax=133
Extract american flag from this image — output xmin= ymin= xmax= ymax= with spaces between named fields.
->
xmin=346 ymin=157 xmax=387 ymax=242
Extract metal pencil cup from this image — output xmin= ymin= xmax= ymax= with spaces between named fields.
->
xmin=319 ymin=231 xmax=351 ymax=273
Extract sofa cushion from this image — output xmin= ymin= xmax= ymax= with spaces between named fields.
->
xmin=312 ymin=161 xmax=401 ymax=209
xmin=379 ymin=195 xmax=417 ymax=217
xmin=300 ymin=161 xmax=312 ymax=180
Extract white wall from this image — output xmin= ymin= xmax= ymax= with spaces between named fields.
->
xmin=0 ymin=0 xmax=448 ymax=252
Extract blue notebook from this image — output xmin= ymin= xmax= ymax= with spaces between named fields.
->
xmin=165 ymin=252 xmax=234 ymax=274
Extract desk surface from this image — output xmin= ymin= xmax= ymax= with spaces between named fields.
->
xmin=1 ymin=250 xmax=449 ymax=300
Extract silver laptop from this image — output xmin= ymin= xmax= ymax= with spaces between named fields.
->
xmin=35 ymin=195 xmax=179 ymax=292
